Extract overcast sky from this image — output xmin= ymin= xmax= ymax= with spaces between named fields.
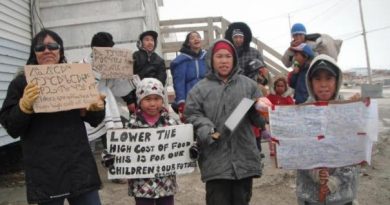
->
xmin=159 ymin=0 xmax=390 ymax=71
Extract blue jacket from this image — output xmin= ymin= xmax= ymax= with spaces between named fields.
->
xmin=288 ymin=63 xmax=309 ymax=104
xmin=170 ymin=50 xmax=207 ymax=104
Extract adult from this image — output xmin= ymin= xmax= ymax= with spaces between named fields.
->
xmin=224 ymin=22 xmax=268 ymax=83
xmin=170 ymin=31 xmax=207 ymax=121
xmin=184 ymin=39 xmax=265 ymax=205
xmin=0 ymin=29 xmax=105 ymax=204
xmin=123 ymin=30 xmax=167 ymax=113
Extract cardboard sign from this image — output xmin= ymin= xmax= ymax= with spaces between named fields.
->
xmin=92 ymin=47 xmax=133 ymax=79
xmin=25 ymin=63 xmax=99 ymax=113
xmin=107 ymin=124 xmax=196 ymax=179
xmin=224 ymin=98 xmax=255 ymax=131
xmin=269 ymin=100 xmax=378 ymax=169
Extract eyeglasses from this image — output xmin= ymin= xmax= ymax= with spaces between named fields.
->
xmin=34 ymin=43 xmax=60 ymax=52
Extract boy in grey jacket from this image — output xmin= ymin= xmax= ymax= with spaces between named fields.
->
xmin=296 ymin=54 xmax=359 ymax=205
xmin=184 ymin=39 xmax=265 ymax=205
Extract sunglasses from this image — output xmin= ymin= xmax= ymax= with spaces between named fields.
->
xmin=34 ymin=43 xmax=60 ymax=52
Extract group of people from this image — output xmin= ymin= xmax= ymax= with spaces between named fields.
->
xmin=0 ymin=20 xmax=359 ymax=205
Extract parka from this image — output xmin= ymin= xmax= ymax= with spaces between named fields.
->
xmin=184 ymin=39 xmax=265 ymax=182
xmin=0 ymin=74 xmax=104 ymax=203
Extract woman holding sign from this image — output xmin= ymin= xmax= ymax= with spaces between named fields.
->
xmin=0 ymin=29 xmax=105 ymax=205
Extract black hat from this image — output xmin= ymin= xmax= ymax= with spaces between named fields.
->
xmin=139 ymin=30 xmax=158 ymax=41
xmin=309 ymin=60 xmax=338 ymax=78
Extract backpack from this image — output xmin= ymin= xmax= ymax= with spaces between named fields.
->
xmin=305 ymin=33 xmax=343 ymax=61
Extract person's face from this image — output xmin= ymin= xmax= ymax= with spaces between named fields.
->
xmin=232 ymin=35 xmax=244 ymax=47
xmin=34 ymin=35 xmax=60 ymax=65
xmin=292 ymin=34 xmax=305 ymax=45
xmin=142 ymin=35 xmax=155 ymax=52
xmin=188 ymin=32 xmax=202 ymax=51
xmin=140 ymin=94 xmax=163 ymax=116
xmin=311 ymin=70 xmax=337 ymax=101
xmin=294 ymin=52 xmax=307 ymax=67
xmin=275 ymin=80 xmax=287 ymax=95
xmin=213 ymin=49 xmax=234 ymax=80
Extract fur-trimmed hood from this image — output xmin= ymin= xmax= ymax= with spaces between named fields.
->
xmin=224 ymin=22 xmax=253 ymax=51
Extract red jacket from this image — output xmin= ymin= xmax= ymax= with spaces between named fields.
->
xmin=267 ymin=94 xmax=294 ymax=105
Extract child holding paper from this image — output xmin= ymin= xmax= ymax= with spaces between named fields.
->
xmin=296 ymin=54 xmax=359 ymax=205
xmin=127 ymin=78 xmax=180 ymax=205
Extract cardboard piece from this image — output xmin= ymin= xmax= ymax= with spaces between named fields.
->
xmin=25 ymin=63 xmax=99 ymax=113
xmin=92 ymin=47 xmax=133 ymax=79
xmin=224 ymin=98 xmax=255 ymax=131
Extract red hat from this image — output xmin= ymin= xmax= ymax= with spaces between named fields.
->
xmin=213 ymin=41 xmax=234 ymax=55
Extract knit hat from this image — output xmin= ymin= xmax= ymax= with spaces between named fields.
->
xmin=232 ymin=29 xmax=244 ymax=37
xmin=91 ymin=32 xmax=114 ymax=48
xmin=213 ymin=41 xmax=234 ymax=55
xmin=291 ymin=43 xmax=315 ymax=59
xmin=291 ymin=23 xmax=306 ymax=36
xmin=136 ymin=78 xmax=165 ymax=104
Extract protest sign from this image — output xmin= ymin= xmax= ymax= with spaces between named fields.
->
xmin=92 ymin=47 xmax=133 ymax=79
xmin=25 ymin=63 xmax=99 ymax=113
xmin=107 ymin=124 xmax=196 ymax=179
xmin=269 ymin=99 xmax=378 ymax=169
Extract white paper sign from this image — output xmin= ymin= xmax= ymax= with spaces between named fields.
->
xmin=107 ymin=124 xmax=196 ymax=179
xmin=269 ymin=100 xmax=378 ymax=169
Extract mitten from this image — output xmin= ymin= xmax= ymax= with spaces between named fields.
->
xmin=87 ymin=94 xmax=106 ymax=111
xmin=101 ymin=150 xmax=115 ymax=169
xmin=19 ymin=83 xmax=40 ymax=114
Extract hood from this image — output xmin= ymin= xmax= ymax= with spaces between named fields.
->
xmin=224 ymin=22 xmax=252 ymax=51
xmin=137 ymin=30 xmax=158 ymax=51
xmin=206 ymin=39 xmax=239 ymax=81
xmin=306 ymin=54 xmax=343 ymax=101
xmin=270 ymin=75 xmax=290 ymax=96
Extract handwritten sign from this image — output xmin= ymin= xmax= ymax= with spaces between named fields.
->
xmin=92 ymin=47 xmax=133 ymax=79
xmin=25 ymin=64 xmax=99 ymax=113
xmin=269 ymin=100 xmax=378 ymax=169
xmin=107 ymin=124 xmax=196 ymax=179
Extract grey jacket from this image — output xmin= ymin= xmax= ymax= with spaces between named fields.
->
xmin=296 ymin=54 xmax=359 ymax=204
xmin=184 ymin=39 xmax=264 ymax=182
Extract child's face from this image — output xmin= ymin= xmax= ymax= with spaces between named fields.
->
xmin=311 ymin=70 xmax=337 ymax=101
xmin=232 ymin=35 xmax=244 ymax=47
xmin=294 ymin=52 xmax=307 ymax=67
xmin=275 ymin=80 xmax=286 ymax=95
xmin=292 ymin=34 xmax=305 ymax=45
xmin=213 ymin=49 xmax=234 ymax=80
xmin=140 ymin=94 xmax=163 ymax=116
xmin=142 ymin=35 xmax=155 ymax=52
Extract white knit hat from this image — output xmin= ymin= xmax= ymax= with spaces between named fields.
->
xmin=136 ymin=78 xmax=165 ymax=104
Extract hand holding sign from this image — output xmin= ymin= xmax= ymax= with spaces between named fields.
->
xmin=19 ymin=83 xmax=40 ymax=114
xmin=87 ymin=94 xmax=106 ymax=111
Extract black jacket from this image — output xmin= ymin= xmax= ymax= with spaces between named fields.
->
xmin=0 ymin=74 xmax=104 ymax=203
xmin=122 ymin=49 xmax=167 ymax=105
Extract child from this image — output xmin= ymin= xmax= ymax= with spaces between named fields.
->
xmin=128 ymin=78 xmax=180 ymax=205
xmin=287 ymin=43 xmax=315 ymax=104
xmin=296 ymin=54 xmax=359 ymax=205
xmin=123 ymin=30 xmax=167 ymax=113
xmin=266 ymin=76 xmax=294 ymax=156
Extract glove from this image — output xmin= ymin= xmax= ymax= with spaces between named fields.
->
xmin=87 ymin=94 xmax=106 ymax=111
xmin=127 ymin=103 xmax=136 ymax=113
xmin=189 ymin=143 xmax=199 ymax=160
xmin=101 ymin=150 xmax=115 ymax=169
xmin=255 ymin=97 xmax=272 ymax=112
xmin=261 ymin=129 xmax=271 ymax=140
xmin=19 ymin=83 xmax=40 ymax=114
xmin=178 ymin=103 xmax=185 ymax=123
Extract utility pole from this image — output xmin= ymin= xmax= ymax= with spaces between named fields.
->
xmin=358 ymin=0 xmax=372 ymax=84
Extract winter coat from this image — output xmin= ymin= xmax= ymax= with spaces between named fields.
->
xmin=123 ymin=45 xmax=167 ymax=105
xmin=267 ymin=76 xmax=294 ymax=105
xmin=296 ymin=54 xmax=359 ymax=204
xmin=184 ymin=39 xmax=264 ymax=182
xmin=0 ymin=74 xmax=104 ymax=204
xmin=288 ymin=62 xmax=310 ymax=104
xmin=127 ymin=108 xmax=180 ymax=198
xmin=170 ymin=48 xmax=207 ymax=104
